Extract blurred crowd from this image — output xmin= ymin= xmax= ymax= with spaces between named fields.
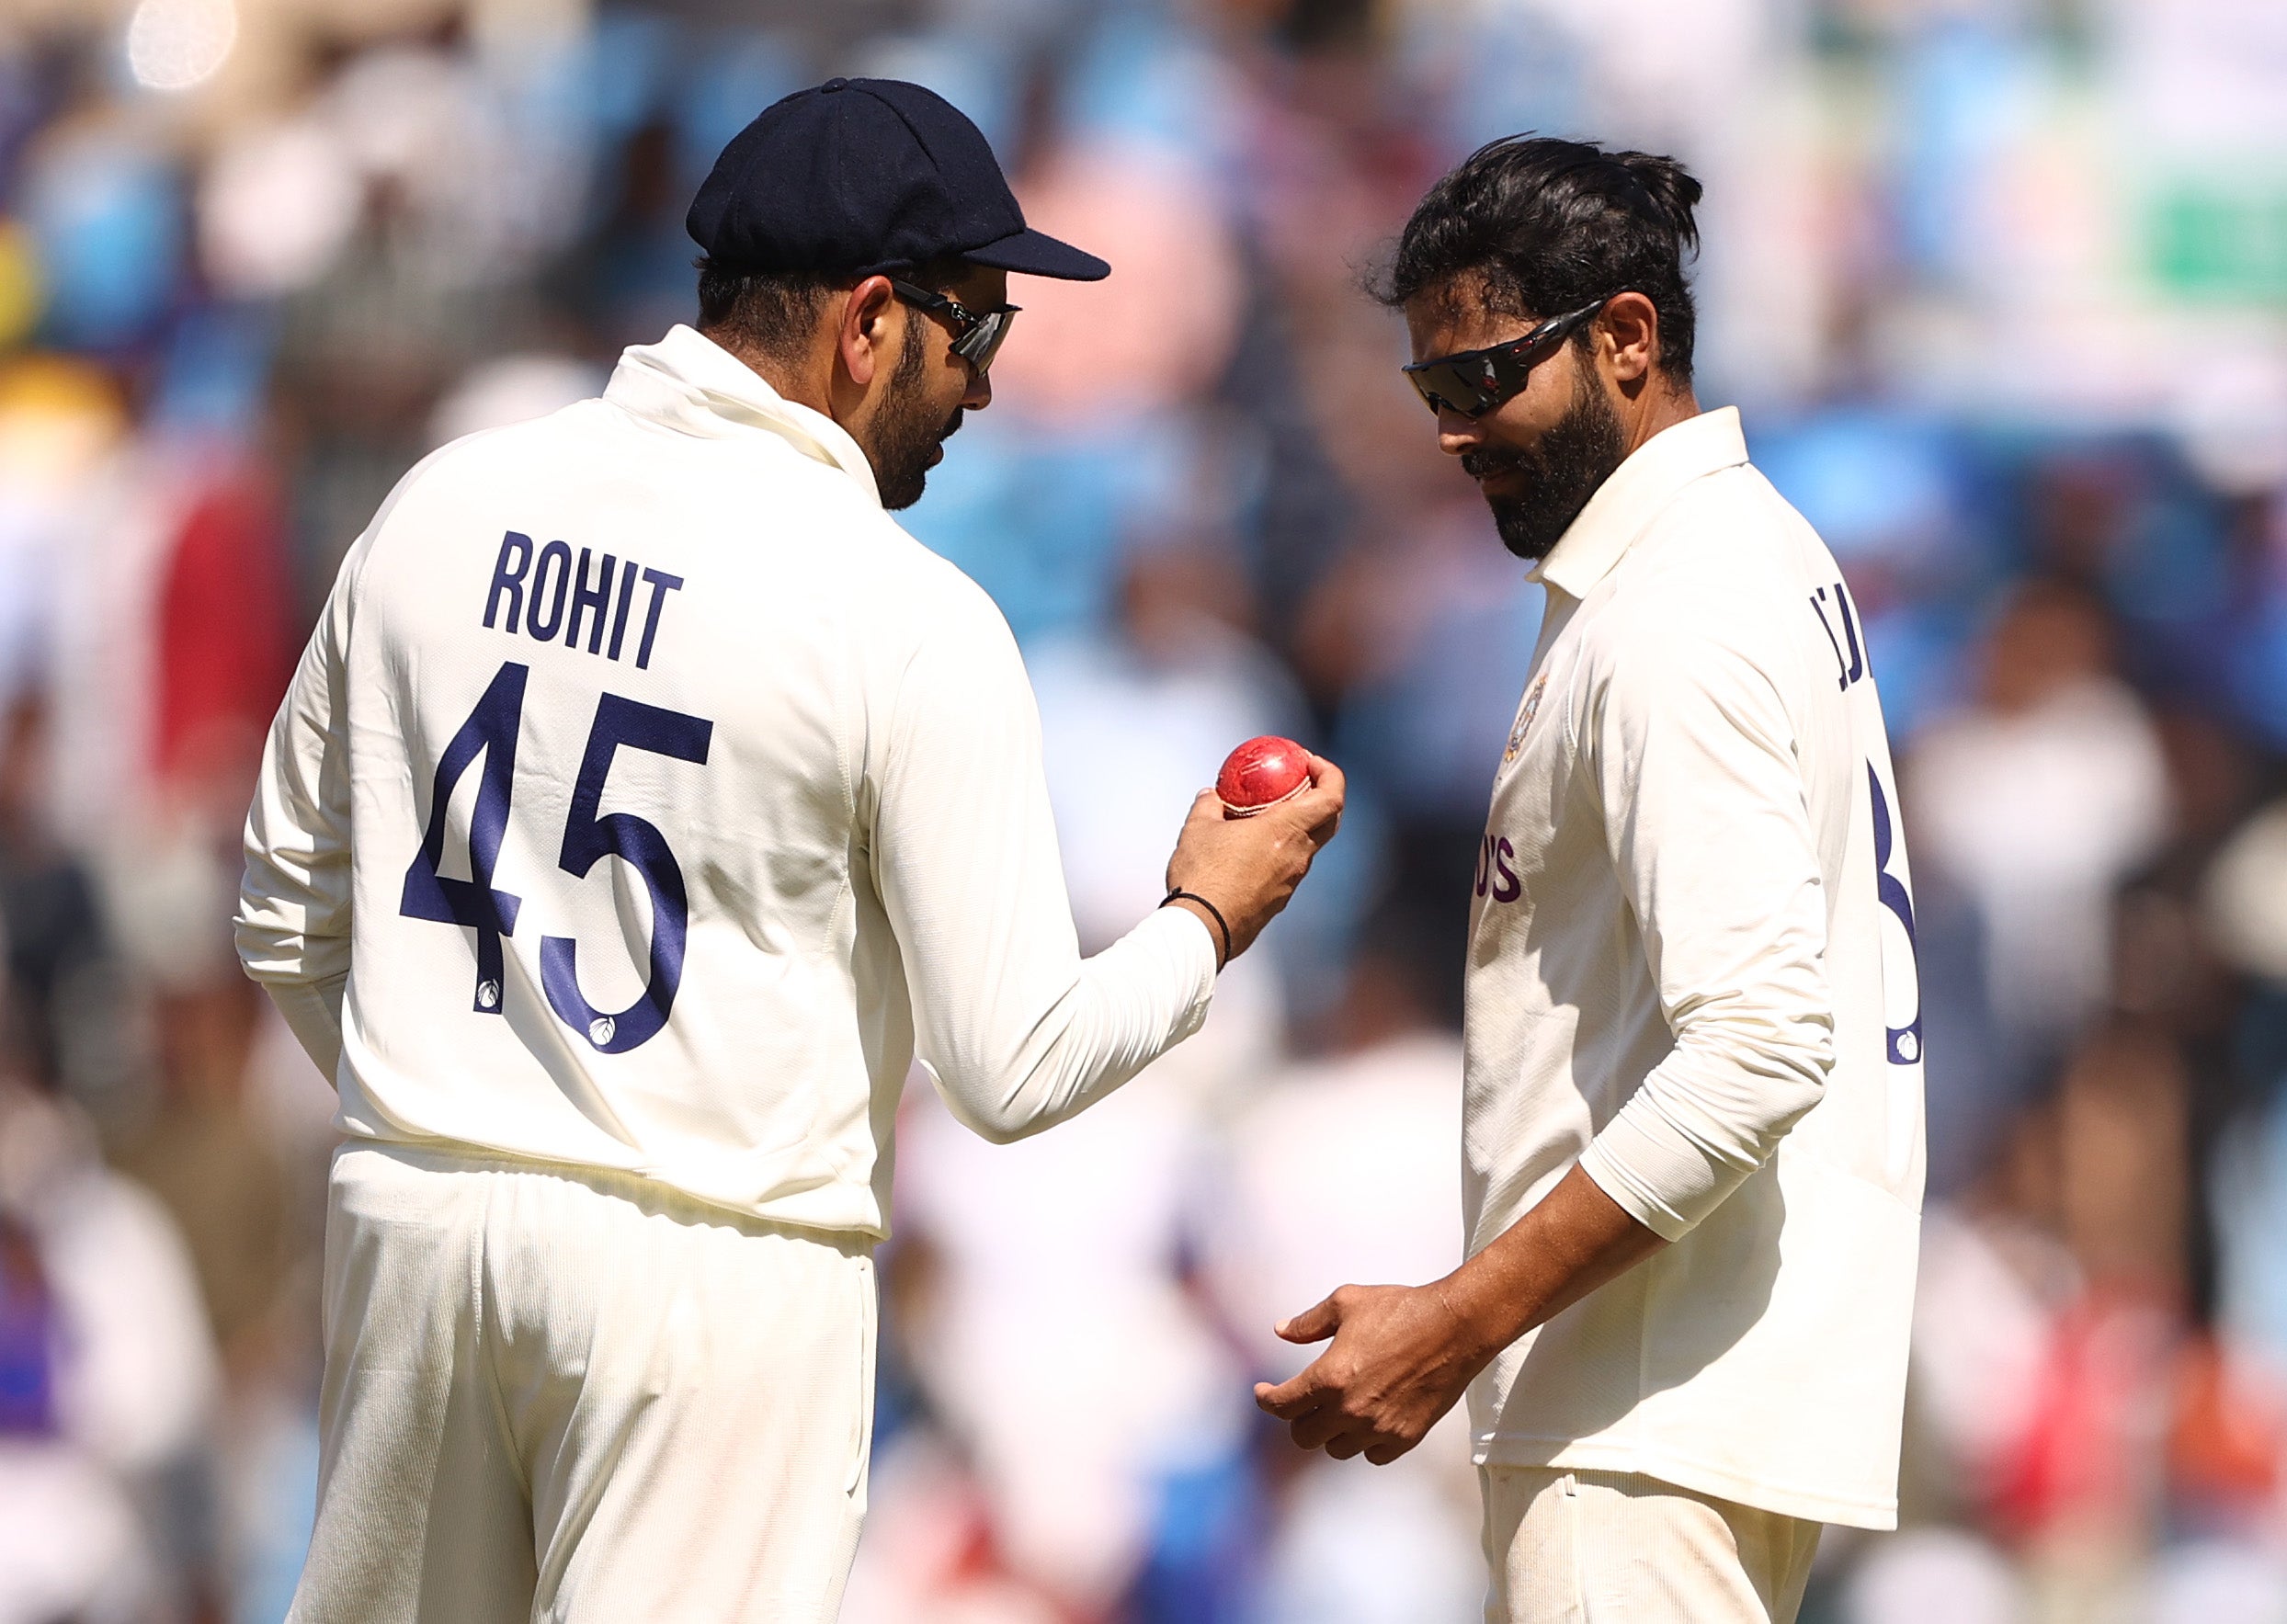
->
xmin=1 ymin=0 xmax=2286 ymax=1620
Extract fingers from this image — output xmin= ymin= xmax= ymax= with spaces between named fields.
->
xmin=1275 ymin=1293 xmax=1343 ymax=1344
xmin=1258 ymin=1362 xmax=1427 ymax=1462
xmin=1284 ymin=1405 xmax=1420 ymax=1463
xmin=1290 ymin=1403 xmax=1352 ymax=1452
xmin=1279 ymin=767 xmax=1344 ymax=853
xmin=1283 ymin=755 xmax=1345 ymax=843
xmin=1273 ymin=1395 xmax=1409 ymax=1459
xmin=1254 ymin=1369 xmax=1323 ymax=1418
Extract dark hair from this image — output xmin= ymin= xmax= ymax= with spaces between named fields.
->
xmin=694 ymin=258 xmax=840 ymax=365
xmin=1377 ymin=135 xmax=1703 ymax=384
xmin=694 ymin=255 xmax=973 ymax=366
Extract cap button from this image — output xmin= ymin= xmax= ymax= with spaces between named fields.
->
xmin=821 ymin=77 xmax=848 ymax=92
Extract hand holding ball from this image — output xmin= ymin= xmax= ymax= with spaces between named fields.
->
xmin=1217 ymin=736 xmax=1314 ymax=817
xmin=1166 ymin=737 xmax=1343 ymax=968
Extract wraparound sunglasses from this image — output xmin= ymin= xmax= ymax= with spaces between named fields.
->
xmin=1403 ymin=297 xmax=1610 ymax=418
xmin=890 ymin=279 xmax=1021 ymax=374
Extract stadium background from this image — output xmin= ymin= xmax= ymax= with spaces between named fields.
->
xmin=3 ymin=0 xmax=2287 ymax=1618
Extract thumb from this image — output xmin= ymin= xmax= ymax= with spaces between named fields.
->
xmin=1276 ymin=1293 xmax=1343 ymax=1345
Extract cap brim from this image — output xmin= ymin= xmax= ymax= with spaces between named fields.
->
xmin=962 ymin=226 xmax=1109 ymax=281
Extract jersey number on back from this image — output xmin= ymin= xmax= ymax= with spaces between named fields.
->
xmin=399 ymin=660 xmax=713 ymax=1053
xmin=1868 ymin=763 xmax=1921 ymax=1066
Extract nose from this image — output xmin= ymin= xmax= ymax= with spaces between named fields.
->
xmin=1437 ymin=404 xmax=1485 ymax=458
xmin=962 ymin=366 xmax=993 ymax=412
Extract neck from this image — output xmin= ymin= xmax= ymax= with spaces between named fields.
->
xmin=698 ymin=324 xmax=835 ymax=418
xmin=1621 ymin=380 xmax=1701 ymax=459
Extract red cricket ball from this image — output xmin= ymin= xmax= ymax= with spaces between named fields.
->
xmin=1217 ymin=736 xmax=1313 ymax=817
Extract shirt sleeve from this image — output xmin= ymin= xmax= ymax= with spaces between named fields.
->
xmin=868 ymin=580 xmax=1217 ymax=1144
xmin=235 ymin=561 xmax=355 ymax=1042
xmin=263 ymin=976 xmax=347 ymax=1080
xmin=1574 ymin=608 xmax=1834 ymax=1242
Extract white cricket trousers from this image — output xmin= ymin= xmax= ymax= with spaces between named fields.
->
xmin=1481 ymin=1467 xmax=1822 ymax=1624
xmin=290 ymin=1142 xmax=877 ymax=1624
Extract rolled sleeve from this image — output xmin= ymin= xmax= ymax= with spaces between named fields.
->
xmin=1577 ymin=609 xmax=1834 ymax=1240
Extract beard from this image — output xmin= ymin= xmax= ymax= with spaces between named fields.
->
xmin=1461 ymin=368 xmax=1627 ymax=562
xmin=866 ymin=319 xmax=967 ymax=511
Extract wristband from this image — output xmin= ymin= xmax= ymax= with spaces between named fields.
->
xmin=1161 ymin=888 xmax=1232 ymax=969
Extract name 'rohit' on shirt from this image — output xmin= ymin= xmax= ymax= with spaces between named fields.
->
xmin=482 ymin=530 xmax=683 ymax=669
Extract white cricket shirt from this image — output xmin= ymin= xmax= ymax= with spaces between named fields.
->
xmin=236 ymin=325 xmax=1218 ymax=1238
xmin=1465 ymin=407 xmax=1924 ymax=1529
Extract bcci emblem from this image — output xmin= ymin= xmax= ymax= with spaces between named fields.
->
xmin=1506 ymin=673 xmax=1548 ymax=763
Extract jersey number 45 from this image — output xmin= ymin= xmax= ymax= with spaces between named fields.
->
xmin=398 ymin=659 xmax=712 ymax=1055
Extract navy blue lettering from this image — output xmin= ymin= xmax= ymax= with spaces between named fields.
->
xmin=484 ymin=532 xmax=533 ymax=632
xmin=608 ymin=558 xmax=640 ymax=661
xmin=565 ymin=550 xmax=616 ymax=655
xmin=1810 ymin=587 xmax=1848 ymax=690
xmin=399 ymin=663 xmax=527 ymax=1011
xmin=540 ymin=695 xmax=714 ymax=1052
xmin=1870 ymin=764 xmax=1922 ymax=1065
xmin=1834 ymin=580 xmax=1866 ymax=687
xmin=528 ymin=540 xmax=572 ymax=642
xmin=636 ymin=568 xmax=684 ymax=670
xmin=1812 ymin=582 xmax=1868 ymax=691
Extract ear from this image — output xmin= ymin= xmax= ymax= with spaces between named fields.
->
xmin=836 ymin=276 xmax=901 ymax=391
xmin=1598 ymin=292 xmax=1661 ymax=387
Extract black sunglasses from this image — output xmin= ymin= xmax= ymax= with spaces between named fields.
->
xmin=1402 ymin=298 xmax=1610 ymax=418
xmin=890 ymin=279 xmax=1021 ymax=374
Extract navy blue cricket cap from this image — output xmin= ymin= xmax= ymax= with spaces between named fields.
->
xmin=687 ymin=77 xmax=1109 ymax=283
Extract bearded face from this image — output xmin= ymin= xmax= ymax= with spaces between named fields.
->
xmin=1457 ymin=358 xmax=1627 ymax=562
xmin=863 ymin=315 xmax=969 ymax=512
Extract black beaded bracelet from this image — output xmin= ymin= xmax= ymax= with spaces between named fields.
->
xmin=1161 ymin=888 xmax=1232 ymax=968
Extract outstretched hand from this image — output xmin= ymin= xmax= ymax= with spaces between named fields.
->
xmin=1251 ymin=1280 xmax=1495 ymax=1465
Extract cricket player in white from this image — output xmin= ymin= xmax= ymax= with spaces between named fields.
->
xmin=1255 ymin=139 xmax=1922 ymax=1622
xmin=236 ymin=79 xmax=1342 ymax=1623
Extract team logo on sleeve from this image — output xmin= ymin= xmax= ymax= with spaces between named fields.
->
xmin=1505 ymin=673 xmax=1549 ymax=763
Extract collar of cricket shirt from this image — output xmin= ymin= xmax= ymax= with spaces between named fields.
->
xmin=605 ymin=324 xmax=883 ymax=508
xmin=1530 ymin=405 xmax=1748 ymax=600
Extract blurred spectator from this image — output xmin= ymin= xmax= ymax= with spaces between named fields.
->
xmin=1909 ymin=581 xmax=2172 ymax=1087
xmin=1200 ymin=924 xmax=1479 ymax=1624
xmin=2203 ymin=797 xmax=2287 ymax=994
xmin=113 ymin=978 xmax=292 ymax=1361
xmin=0 ymin=1071 xmax=216 ymax=1622
xmin=1842 ymin=1525 xmax=2027 ymax=1624
xmin=892 ymin=1028 xmax=1268 ymax=1615
xmin=425 ymin=351 xmax=606 ymax=448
